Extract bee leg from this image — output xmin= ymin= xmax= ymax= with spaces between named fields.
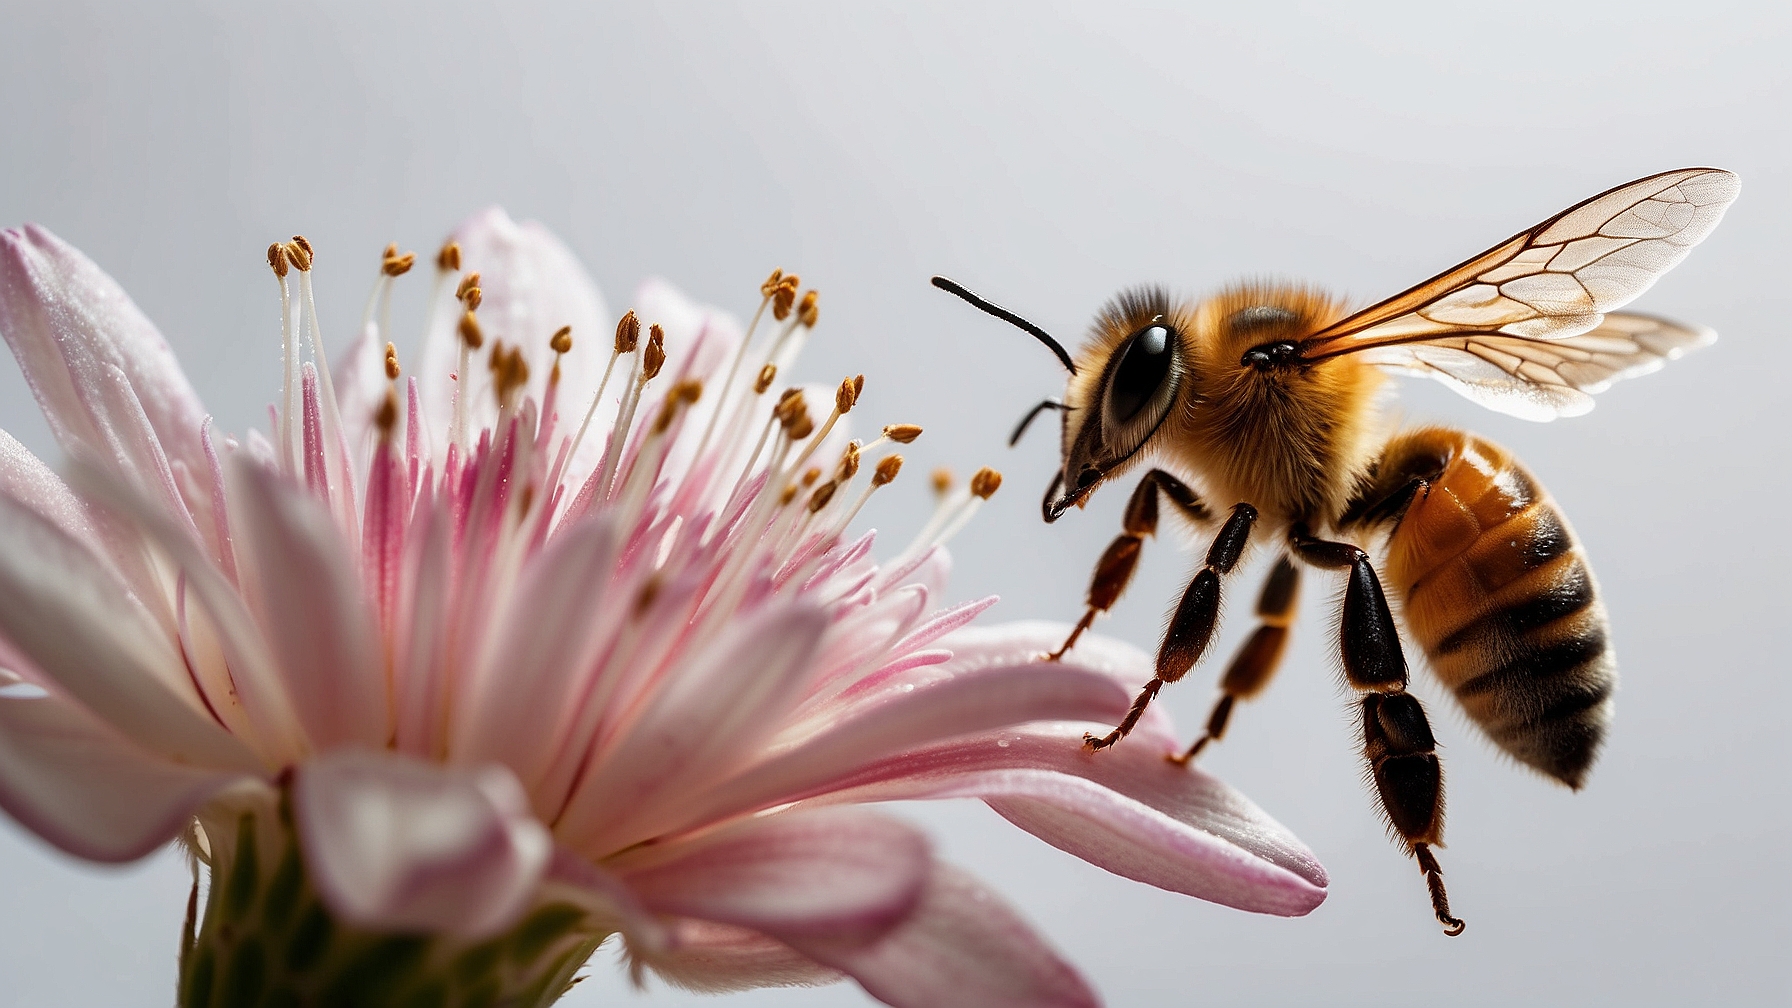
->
xmin=1085 ymin=502 xmax=1256 ymax=751
xmin=1293 ymin=526 xmax=1465 ymax=935
xmin=1047 ymin=469 xmax=1211 ymax=661
xmin=1363 ymin=692 xmax=1466 ymax=937
xmin=1170 ymin=553 xmax=1300 ymax=765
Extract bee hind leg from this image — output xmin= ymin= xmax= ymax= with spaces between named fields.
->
xmin=1085 ymin=501 xmax=1257 ymax=751
xmin=1171 ymin=553 xmax=1300 ymax=765
xmin=1293 ymin=525 xmax=1465 ymax=936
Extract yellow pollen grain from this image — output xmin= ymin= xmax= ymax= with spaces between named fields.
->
xmin=641 ymin=325 xmax=667 ymax=380
xmin=384 ymin=342 xmax=401 ymax=380
xmin=615 ymin=310 xmax=640 ymax=353
xmin=808 ymin=480 xmax=838 ymax=513
xmin=437 ymin=240 xmax=461 ymax=272
xmin=266 ymin=243 xmax=289 ymax=278
xmin=931 ymin=466 xmax=954 ymax=496
xmin=549 ymin=325 xmax=573 ymax=355
xmin=883 ymin=423 xmax=922 ymax=444
xmin=798 ymin=290 xmax=819 ymax=328
xmin=970 ymin=467 xmax=1003 ymax=499
xmin=873 ymin=454 xmax=904 ymax=486
xmin=801 ymin=467 xmax=821 ymax=487
xmin=754 ymin=364 xmax=777 ymax=394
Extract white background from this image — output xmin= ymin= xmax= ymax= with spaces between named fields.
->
xmin=0 ymin=2 xmax=1787 ymax=1005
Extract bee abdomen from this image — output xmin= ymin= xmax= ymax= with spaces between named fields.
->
xmin=1373 ymin=429 xmax=1616 ymax=789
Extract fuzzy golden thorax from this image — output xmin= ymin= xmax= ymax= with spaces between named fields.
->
xmin=1060 ymin=282 xmax=1389 ymax=528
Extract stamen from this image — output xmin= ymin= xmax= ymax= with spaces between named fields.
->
xmin=874 ymin=454 xmax=904 ymax=486
xmin=836 ymin=442 xmax=861 ymax=482
xmin=807 ymin=480 xmax=838 ymax=513
xmin=450 ymin=274 xmax=485 ymax=451
xmin=381 ymin=244 xmax=416 ymax=277
xmin=933 ymin=466 xmax=1003 ymax=546
xmin=754 ymin=364 xmax=777 ymax=394
xmin=560 ymin=310 xmax=638 ymax=498
xmin=374 ymin=389 xmax=400 ymax=442
xmin=549 ymin=324 xmax=573 ymax=387
xmin=931 ymin=467 xmax=954 ymax=496
xmin=384 ymin=342 xmax=401 ymax=381
xmin=824 ymin=452 xmax=901 ymax=540
xmin=267 ymin=244 xmax=297 ymax=470
xmin=784 ymin=373 xmax=862 ymax=478
xmin=883 ymin=423 xmax=923 ymax=444
xmin=436 ymin=240 xmax=461 ymax=272
xmin=690 ymin=269 xmax=783 ymax=469
xmin=595 ymin=323 xmax=664 ymax=499
xmin=801 ymin=467 xmax=821 ymax=488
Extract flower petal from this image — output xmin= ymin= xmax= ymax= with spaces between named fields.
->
xmin=793 ymin=863 xmax=1098 ymax=1008
xmin=0 ymin=225 xmax=208 ymax=520
xmin=229 ymin=456 xmax=385 ymax=749
xmin=556 ymin=600 xmax=831 ymax=854
xmin=0 ymin=684 xmax=246 ymax=861
xmin=803 ymin=727 xmax=1327 ymax=917
xmin=293 ymin=748 xmax=553 ymax=939
xmin=417 ymin=208 xmax=610 ymax=458
xmin=0 ymin=491 xmax=258 ymax=770
xmin=668 ymin=658 xmax=1137 ymax=838
xmin=614 ymin=807 xmax=929 ymax=947
xmin=633 ymin=918 xmax=842 ymax=994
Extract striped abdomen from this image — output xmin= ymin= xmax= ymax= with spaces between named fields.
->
xmin=1372 ymin=428 xmax=1615 ymax=788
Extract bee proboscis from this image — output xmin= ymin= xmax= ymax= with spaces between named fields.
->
xmin=935 ymin=167 xmax=1739 ymax=935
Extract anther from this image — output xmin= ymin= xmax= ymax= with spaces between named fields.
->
xmin=836 ymin=442 xmax=862 ymax=482
xmin=931 ymin=467 xmax=954 ymax=496
xmin=266 ymin=243 xmax=289 ymax=278
xmin=456 ymin=273 xmax=483 ymax=310
xmin=381 ymin=244 xmax=416 ymax=277
xmin=641 ymin=324 xmax=667 ymax=381
xmin=615 ymin=310 xmax=641 ymax=353
xmin=883 ymin=423 xmax=923 ymax=444
xmin=801 ymin=467 xmax=821 ymax=487
xmin=774 ymin=389 xmax=805 ymax=424
xmin=436 ymin=240 xmax=461 ymax=272
xmin=458 ymin=310 xmax=485 ymax=350
xmin=374 ymin=388 xmax=400 ymax=440
xmin=283 ymin=240 xmax=312 ymax=272
xmin=772 ymin=283 xmax=797 ymax=321
xmin=290 ymin=235 xmax=314 ymax=261
xmin=760 ymin=268 xmax=785 ymax=298
xmin=787 ymin=410 xmax=815 ymax=441
xmin=835 ymin=374 xmax=864 ymax=413
xmin=873 ymin=454 xmax=904 ymax=486
xmin=549 ymin=325 xmax=573 ymax=355
xmin=970 ymin=467 xmax=1004 ymax=499
xmin=384 ymin=342 xmax=401 ymax=380
xmin=798 ymin=290 xmax=819 ymax=328
xmin=779 ymin=484 xmax=800 ymax=506
xmin=807 ymin=480 xmax=838 ymax=513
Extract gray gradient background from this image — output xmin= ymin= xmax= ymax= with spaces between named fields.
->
xmin=1 ymin=2 xmax=1787 ymax=1006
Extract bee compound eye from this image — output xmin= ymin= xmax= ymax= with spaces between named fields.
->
xmin=1107 ymin=324 xmax=1175 ymax=424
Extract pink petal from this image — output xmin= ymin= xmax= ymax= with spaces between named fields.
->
xmin=0 ymin=685 xmax=247 ymax=862
xmin=668 ymin=660 xmax=1137 ymax=838
xmin=416 ymin=208 xmax=610 ymax=462
xmin=614 ymin=807 xmax=929 ymax=946
xmin=293 ymin=748 xmax=552 ymax=939
xmin=0 ymin=491 xmax=258 ymax=771
xmin=556 ymin=601 xmax=831 ymax=854
xmin=228 ymin=457 xmax=385 ymax=749
xmin=805 ymin=727 xmax=1326 ymax=917
xmin=633 ymin=918 xmax=841 ymax=994
xmin=794 ymin=863 xmax=1098 ymax=1008
xmin=0 ymin=225 xmax=208 ymax=521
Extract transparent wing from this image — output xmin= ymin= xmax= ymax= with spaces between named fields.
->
xmin=1359 ymin=313 xmax=1717 ymax=421
xmin=1297 ymin=168 xmax=1737 ymax=418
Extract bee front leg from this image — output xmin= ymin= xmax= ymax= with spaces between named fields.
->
xmin=1291 ymin=527 xmax=1465 ymax=936
xmin=1084 ymin=501 xmax=1257 ymax=751
xmin=1048 ymin=469 xmax=1211 ymax=661
xmin=1170 ymin=553 xmax=1300 ymax=765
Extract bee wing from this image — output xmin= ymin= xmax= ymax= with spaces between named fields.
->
xmin=1298 ymin=168 xmax=1737 ymax=419
xmin=1357 ymin=313 xmax=1717 ymax=421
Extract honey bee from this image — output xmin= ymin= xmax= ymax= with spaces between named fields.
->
xmin=933 ymin=167 xmax=1738 ymax=935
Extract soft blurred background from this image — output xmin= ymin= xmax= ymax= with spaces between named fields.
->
xmin=1 ymin=2 xmax=1787 ymax=1005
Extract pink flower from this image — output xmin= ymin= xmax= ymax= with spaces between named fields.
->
xmin=0 ymin=212 xmax=1325 ymax=1006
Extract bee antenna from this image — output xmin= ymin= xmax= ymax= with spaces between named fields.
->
xmin=931 ymin=275 xmax=1077 ymax=375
